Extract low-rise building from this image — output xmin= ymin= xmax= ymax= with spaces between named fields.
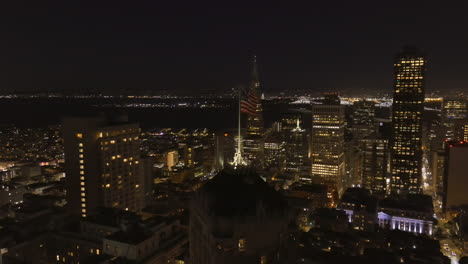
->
xmin=378 ymin=194 xmax=434 ymax=236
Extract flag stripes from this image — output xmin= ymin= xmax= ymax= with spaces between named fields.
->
xmin=241 ymin=89 xmax=260 ymax=116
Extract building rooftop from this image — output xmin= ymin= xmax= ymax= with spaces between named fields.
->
xmin=338 ymin=188 xmax=378 ymax=213
xmin=199 ymin=167 xmax=288 ymax=217
xmin=379 ymin=194 xmax=433 ymax=214
xmin=106 ymin=229 xmax=152 ymax=245
xmin=291 ymin=183 xmax=328 ymax=194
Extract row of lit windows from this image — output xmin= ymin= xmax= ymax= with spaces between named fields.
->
xmin=77 ymin=136 xmax=87 ymax=218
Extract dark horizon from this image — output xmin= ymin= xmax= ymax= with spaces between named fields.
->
xmin=1 ymin=1 xmax=468 ymax=95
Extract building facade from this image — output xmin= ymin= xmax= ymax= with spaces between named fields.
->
xmin=442 ymin=94 xmax=467 ymax=140
xmin=190 ymin=168 xmax=289 ymax=264
xmin=284 ymin=120 xmax=309 ymax=182
xmin=390 ymin=47 xmax=426 ymax=194
xmin=359 ymin=137 xmax=389 ymax=195
xmin=310 ymin=104 xmax=346 ymax=198
xmin=377 ymin=196 xmax=434 ymax=236
xmin=443 ymin=141 xmax=468 ymax=214
xmin=63 ymin=114 xmax=144 ymax=217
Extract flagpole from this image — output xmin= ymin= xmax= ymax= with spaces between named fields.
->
xmin=238 ymin=86 xmax=242 ymax=156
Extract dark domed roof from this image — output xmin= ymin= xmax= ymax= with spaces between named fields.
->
xmin=200 ymin=167 xmax=287 ymax=217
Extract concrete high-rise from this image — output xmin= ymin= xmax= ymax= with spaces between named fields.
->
xmin=311 ymin=98 xmax=345 ymax=199
xmin=359 ymin=137 xmax=389 ymax=196
xmin=285 ymin=119 xmax=309 ymax=182
xmin=442 ymin=141 xmax=468 ymax=215
xmin=63 ymin=114 xmax=144 ymax=217
xmin=390 ymin=47 xmax=426 ymax=194
xmin=350 ymin=100 xmax=376 ymax=140
xmin=442 ymin=94 xmax=467 ymax=140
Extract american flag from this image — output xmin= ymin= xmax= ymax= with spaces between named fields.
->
xmin=240 ymin=89 xmax=260 ymax=116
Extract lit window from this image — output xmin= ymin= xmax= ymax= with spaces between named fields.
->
xmin=80 ymin=182 xmax=85 ymax=186
xmin=80 ymin=160 xmax=84 ymax=164
xmin=80 ymin=171 xmax=84 ymax=175
xmin=82 ymin=203 xmax=86 ymax=207
xmin=76 ymin=133 xmax=83 ymax=138
xmin=99 ymin=132 xmax=103 ymax=138
xmin=238 ymin=238 xmax=246 ymax=251
xmin=81 ymin=198 xmax=86 ymax=202
xmin=96 ymin=249 xmax=100 ymax=255
xmin=135 ymin=184 xmax=140 ymax=188
xmin=78 ymin=143 xmax=83 ymax=147
xmin=82 ymin=214 xmax=86 ymax=217
xmin=80 ymin=176 xmax=85 ymax=180
xmin=82 ymin=209 xmax=86 ymax=213
xmin=79 ymin=149 xmax=83 ymax=153
xmin=105 ymin=184 xmax=111 ymax=188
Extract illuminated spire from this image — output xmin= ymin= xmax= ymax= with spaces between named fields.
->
xmin=252 ymin=55 xmax=260 ymax=90
xmin=292 ymin=118 xmax=304 ymax=132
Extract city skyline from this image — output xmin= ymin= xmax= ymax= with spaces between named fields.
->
xmin=1 ymin=2 xmax=468 ymax=264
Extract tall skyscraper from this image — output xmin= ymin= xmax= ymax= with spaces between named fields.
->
xmin=263 ymin=132 xmax=284 ymax=169
xmin=359 ymin=137 xmax=389 ymax=196
xmin=350 ymin=100 xmax=376 ymax=140
xmin=311 ymin=99 xmax=346 ymax=199
xmin=442 ymin=94 xmax=467 ymax=140
xmin=442 ymin=141 xmax=468 ymax=215
xmin=190 ymin=168 xmax=289 ymax=264
xmin=63 ymin=114 xmax=144 ymax=217
xmin=243 ymin=56 xmax=265 ymax=167
xmin=455 ymin=119 xmax=468 ymax=141
xmin=285 ymin=119 xmax=309 ymax=182
xmin=390 ymin=47 xmax=426 ymax=194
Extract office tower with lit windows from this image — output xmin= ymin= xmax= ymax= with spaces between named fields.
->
xmin=442 ymin=94 xmax=467 ymax=140
xmin=431 ymin=149 xmax=446 ymax=199
xmin=63 ymin=114 xmax=144 ymax=217
xmin=285 ymin=119 xmax=310 ymax=182
xmin=350 ymin=100 xmax=376 ymax=140
xmin=455 ymin=119 xmax=468 ymax=141
xmin=310 ymin=103 xmax=346 ymax=198
xmin=353 ymin=100 xmax=376 ymax=127
xmin=390 ymin=47 xmax=426 ymax=194
xmin=190 ymin=167 xmax=289 ymax=264
xmin=243 ymin=56 xmax=265 ymax=167
xmin=359 ymin=137 xmax=389 ymax=196
xmin=263 ymin=132 xmax=284 ymax=169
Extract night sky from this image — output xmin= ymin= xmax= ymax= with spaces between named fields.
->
xmin=1 ymin=1 xmax=468 ymax=95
